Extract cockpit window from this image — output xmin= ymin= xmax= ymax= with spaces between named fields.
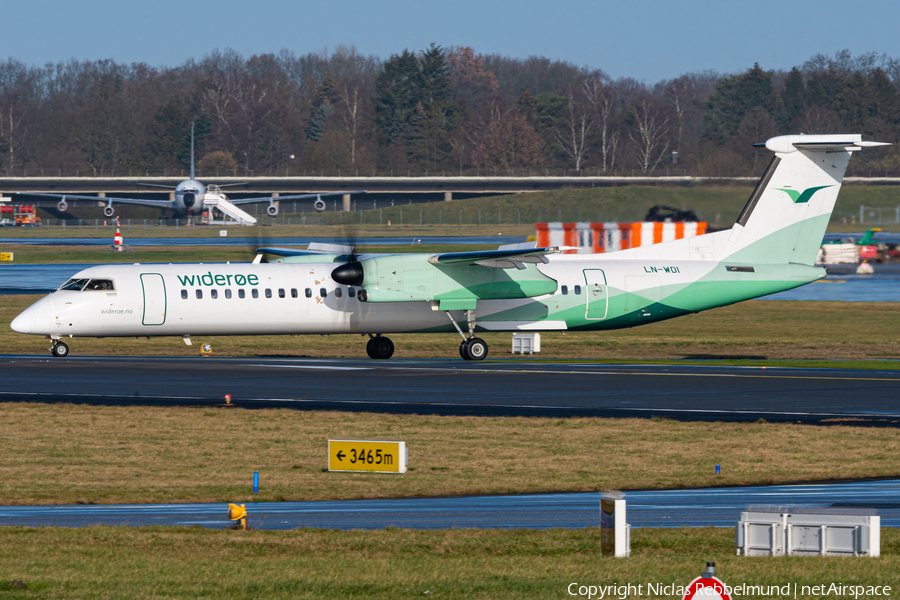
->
xmin=85 ymin=279 xmax=115 ymax=291
xmin=59 ymin=278 xmax=90 ymax=291
xmin=59 ymin=278 xmax=115 ymax=291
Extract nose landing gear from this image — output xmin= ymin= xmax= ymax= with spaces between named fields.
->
xmin=50 ymin=339 xmax=69 ymax=357
xmin=447 ymin=309 xmax=488 ymax=361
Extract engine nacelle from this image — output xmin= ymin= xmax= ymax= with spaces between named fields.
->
xmin=267 ymin=203 xmax=279 ymax=217
xmin=314 ymin=197 xmax=326 ymax=212
xmin=103 ymin=206 xmax=115 ymax=217
xmin=57 ymin=200 xmax=69 ymax=212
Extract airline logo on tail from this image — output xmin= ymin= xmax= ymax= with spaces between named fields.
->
xmin=775 ymin=185 xmax=834 ymax=204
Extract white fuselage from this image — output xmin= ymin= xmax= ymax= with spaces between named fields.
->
xmin=10 ymin=255 xmax=725 ymax=339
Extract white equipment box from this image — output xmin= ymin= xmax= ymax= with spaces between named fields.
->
xmin=512 ymin=332 xmax=540 ymax=354
xmin=736 ymin=507 xmax=879 ymax=557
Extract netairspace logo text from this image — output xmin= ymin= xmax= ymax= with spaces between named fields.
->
xmin=567 ymin=582 xmax=892 ymax=599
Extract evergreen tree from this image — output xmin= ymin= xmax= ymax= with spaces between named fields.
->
xmin=782 ymin=67 xmax=805 ymax=121
xmin=866 ymin=68 xmax=900 ymax=125
xmin=420 ymin=44 xmax=452 ymax=111
xmin=307 ymin=72 xmax=337 ymax=143
xmin=374 ymin=49 xmax=423 ymax=151
xmin=707 ymin=63 xmax=776 ymax=133
xmin=804 ymin=74 xmax=827 ymax=108
xmin=835 ymin=72 xmax=866 ymax=129
xmin=415 ymin=44 xmax=456 ymax=168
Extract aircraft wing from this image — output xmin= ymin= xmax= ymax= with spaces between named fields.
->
xmin=17 ymin=192 xmax=173 ymax=208
xmin=230 ymin=190 xmax=366 ymax=205
xmin=428 ymin=247 xmax=560 ymax=270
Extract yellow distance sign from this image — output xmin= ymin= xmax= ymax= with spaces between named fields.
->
xmin=0 ymin=252 xmax=12 ymax=262
xmin=328 ymin=440 xmax=407 ymax=473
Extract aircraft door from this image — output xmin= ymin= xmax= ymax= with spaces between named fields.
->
xmin=140 ymin=273 xmax=167 ymax=326
xmin=583 ymin=269 xmax=608 ymax=320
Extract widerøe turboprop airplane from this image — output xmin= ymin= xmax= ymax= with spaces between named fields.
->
xmin=11 ymin=134 xmax=887 ymax=360
xmin=19 ymin=123 xmax=361 ymax=219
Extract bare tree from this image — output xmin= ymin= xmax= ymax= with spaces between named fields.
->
xmin=664 ymin=75 xmax=695 ymax=154
xmin=582 ymin=72 xmax=619 ymax=171
xmin=0 ymin=60 xmax=35 ymax=172
xmin=628 ymin=96 xmax=670 ymax=174
xmin=554 ymin=89 xmax=592 ymax=169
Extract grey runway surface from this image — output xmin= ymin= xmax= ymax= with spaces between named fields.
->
xmin=2 ymin=355 xmax=900 ymax=424
xmin=2 ymin=479 xmax=898 ymax=530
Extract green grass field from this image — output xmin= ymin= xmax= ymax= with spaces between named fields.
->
xmin=2 ymin=402 xmax=900 ymax=505
xmin=0 ymin=526 xmax=897 ymax=599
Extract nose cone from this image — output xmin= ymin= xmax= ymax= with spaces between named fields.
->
xmin=11 ymin=307 xmax=34 ymax=334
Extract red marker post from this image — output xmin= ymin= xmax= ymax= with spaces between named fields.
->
xmin=683 ymin=563 xmax=731 ymax=600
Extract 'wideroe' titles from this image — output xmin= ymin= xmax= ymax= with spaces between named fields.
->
xmin=176 ymin=272 xmax=260 ymax=287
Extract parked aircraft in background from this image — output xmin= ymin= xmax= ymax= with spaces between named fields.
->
xmin=17 ymin=123 xmax=361 ymax=219
xmin=10 ymin=134 xmax=888 ymax=360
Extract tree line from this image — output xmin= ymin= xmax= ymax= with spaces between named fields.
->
xmin=1 ymin=47 xmax=899 ymax=177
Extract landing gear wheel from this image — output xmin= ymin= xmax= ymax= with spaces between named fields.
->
xmin=463 ymin=338 xmax=488 ymax=361
xmin=369 ymin=336 xmax=394 ymax=360
xmin=459 ymin=341 xmax=468 ymax=359
xmin=51 ymin=342 xmax=69 ymax=358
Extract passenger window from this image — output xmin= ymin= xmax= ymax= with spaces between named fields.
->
xmin=348 ymin=288 xmax=356 ymax=298
xmin=196 ymin=289 xmax=203 ymax=299
xmin=211 ymin=289 xmax=218 ymax=299
xmin=278 ymin=288 xmax=285 ymax=298
xmin=181 ymin=290 xmax=188 ymax=299
xmin=291 ymin=288 xmax=298 ymax=298
xmin=561 ymin=285 xmax=568 ymax=295
xmin=238 ymin=289 xmax=245 ymax=299
xmin=574 ymin=285 xmax=581 ymax=295
xmin=335 ymin=288 xmax=343 ymax=298
xmin=225 ymin=289 xmax=232 ymax=299
xmin=320 ymin=288 xmax=327 ymax=298
xmin=251 ymin=289 xmax=259 ymax=299
xmin=265 ymin=288 xmax=272 ymax=298
xmin=305 ymin=288 xmax=312 ymax=298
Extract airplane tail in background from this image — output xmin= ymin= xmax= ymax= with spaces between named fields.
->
xmin=190 ymin=121 xmax=196 ymax=181
xmin=722 ymin=134 xmax=889 ymax=265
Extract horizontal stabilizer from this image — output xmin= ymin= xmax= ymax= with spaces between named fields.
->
xmin=753 ymin=134 xmax=890 ymax=154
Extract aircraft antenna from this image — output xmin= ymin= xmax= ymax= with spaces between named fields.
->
xmin=190 ymin=121 xmax=195 ymax=181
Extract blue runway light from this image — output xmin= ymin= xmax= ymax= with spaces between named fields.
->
xmin=253 ymin=471 xmax=259 ymax=494
xmin=716 ymin=464 xmax=720 ymax=475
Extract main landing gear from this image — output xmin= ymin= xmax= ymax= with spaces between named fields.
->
xmin=447 ymin=309 xmax=488 ymax=361
xmin=50 ymin=338 xmax=69 ymax=358
xmin=366 ymin=334 xmax=394 ymax=359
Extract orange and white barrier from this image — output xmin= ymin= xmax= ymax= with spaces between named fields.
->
xmin=114 ymin=217 xmax=123 ymax=251
xmin=536 ymin=221 xmax=707 ymax=254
